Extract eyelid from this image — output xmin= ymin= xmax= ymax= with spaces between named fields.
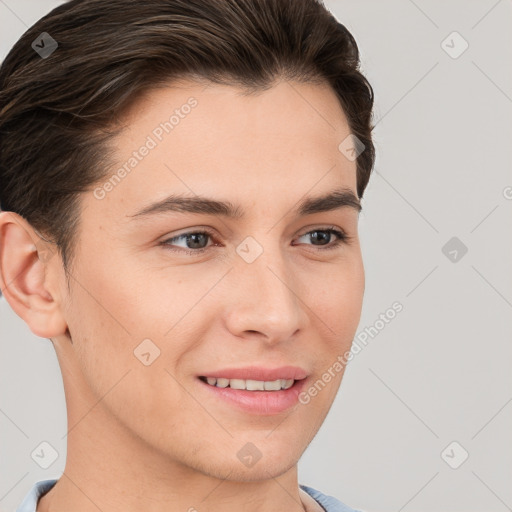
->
xmin=296 ymin=224 xmax=346 ymax=237
xmin=159 ymin=227 xmax=218 ymax=254
xmin=294 ymin=225 xmax=350 ymax=249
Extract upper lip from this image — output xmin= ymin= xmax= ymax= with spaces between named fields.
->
xmin=199 ymin=366 xmax=308 ymax=381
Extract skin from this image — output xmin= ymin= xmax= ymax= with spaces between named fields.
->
xmin=0 ymin=79 xmax=365 ymax=512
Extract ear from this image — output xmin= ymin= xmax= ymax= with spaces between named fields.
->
xmin=0 ymin=211 xmax=68 ymax=339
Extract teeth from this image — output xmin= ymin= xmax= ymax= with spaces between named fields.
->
xmin=216 ymin=378 xmax=229 ymax=388
xmin=203 ymin=377 xmax=294 ymax=391
xmin=246 ymin=379 xmax=265 ymax=390
xmin=229 ymin=379 xmax=246 ymax=390
xmin=265 ymin=379 xmax=282 ymax=391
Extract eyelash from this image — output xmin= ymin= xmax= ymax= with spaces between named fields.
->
xmin=160 ymin=226 xmax=350 ymax=256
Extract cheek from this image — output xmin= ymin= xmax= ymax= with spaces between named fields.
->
xmin=64 ymin=276 xmax=191 ymax=431
xmin=66 ymin=288 xmax=132 ymax=397
xmin=310 ymin=257 xmax=364 ymax=335
xmin=64 ymin=251 xmax=209 ymax=403
xmin=300 ymin=262 xmax=363 ymax=414
xmin=63 ymin=259 xmax=157 ymax=399
xmin=302 ymin=256 xmax=364 ymax=395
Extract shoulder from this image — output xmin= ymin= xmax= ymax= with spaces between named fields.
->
xmin=300 ymin=484 xmax=363 ymax=512
xmin=16 ymin=479 xmax=58 ymax=512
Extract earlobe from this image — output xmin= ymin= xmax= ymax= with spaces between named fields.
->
xmin=0 ymin=211 xmax=68 ymax=339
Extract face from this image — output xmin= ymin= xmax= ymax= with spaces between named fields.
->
xmin=49 ymin=79 xmax=365 ymax=480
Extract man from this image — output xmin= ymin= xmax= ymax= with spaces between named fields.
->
xmin=0 ymin=0 xmax=375 ymax=510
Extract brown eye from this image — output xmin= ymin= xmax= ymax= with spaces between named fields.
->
xmin=295 ymin=227 xmax=349 ymax=250
xmin=161 ymin=229 xmax=215 ymax=255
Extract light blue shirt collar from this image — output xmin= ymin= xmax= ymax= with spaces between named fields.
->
xmin=16 ymin=479 xmax=360 ymax=512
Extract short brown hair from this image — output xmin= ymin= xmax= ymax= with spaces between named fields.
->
xmin=0 ymin=0 xmax=375 ymax=274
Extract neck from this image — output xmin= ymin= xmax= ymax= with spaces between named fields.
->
xmin=36 ymin=378 xmax=311 ymax=512
xmin=37 ymin=421 xmax=312 ymax=512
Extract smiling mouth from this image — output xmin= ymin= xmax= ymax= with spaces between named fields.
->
xmin=198 ymin=376 xmax=296 ymax=391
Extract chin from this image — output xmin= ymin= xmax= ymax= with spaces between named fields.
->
xmin=201 ymin=439 xmax=303 ymax=482
xmin=204 ymin=457 xmax=299 ymax=483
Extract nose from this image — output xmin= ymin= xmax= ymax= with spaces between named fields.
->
xmin=223 ymin=247 xmax=307 ymax=345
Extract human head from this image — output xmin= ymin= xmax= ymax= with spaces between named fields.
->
xmin=0 ymin=0 xmax=374 ymax=276
xmin=0 ymin=0 xmax=375 ymax=500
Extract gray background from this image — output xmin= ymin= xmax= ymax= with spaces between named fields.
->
xmin=1 ymin=1 xmax=511 ymax=511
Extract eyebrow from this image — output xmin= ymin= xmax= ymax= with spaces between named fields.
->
xmin=126 ymin=187 xmax=361 ymax=220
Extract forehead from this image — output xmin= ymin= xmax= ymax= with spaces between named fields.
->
xmin=87 ymin=79 xmax=357 ymax=222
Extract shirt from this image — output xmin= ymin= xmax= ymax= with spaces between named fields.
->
xmin=16 ymin=479 xmax=362 ymax=512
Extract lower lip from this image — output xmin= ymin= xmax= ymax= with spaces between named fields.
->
xmin=197 ymin=377 xmax=308 ymax=415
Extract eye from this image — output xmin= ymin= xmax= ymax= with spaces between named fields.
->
xmin=161 ymin=229 xmax=215 ymax=255
xmin=160 ymin=226 xmax=350 ymax=256
xmin=294 ymin=226 xmax=349 ymax=251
